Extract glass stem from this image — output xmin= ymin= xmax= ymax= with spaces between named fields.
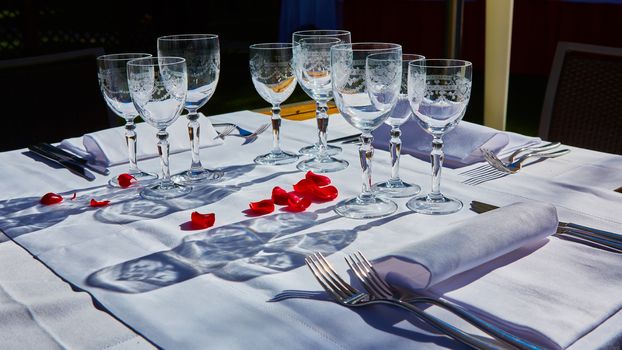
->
xmin=389 ymin=126 xmax=402 ymax=182
xmin=187 ymin=111 xmax=204 ymax=171
xmin=271 ymin=105 xmax=283 ymax=154
xmin=316 ymin=101 xmax=329 ymax=159
xmin=429 ymin=135 xmax=444 ymax=200
xmin=157 ymin=130 xmax=173 ymax=189
xmin=125 ymin=119 xmax=139 ymax=173
xmin=359 ymin=133 xmax=374 ymax=200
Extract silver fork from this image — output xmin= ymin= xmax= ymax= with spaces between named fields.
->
xmin=214 ymin=125 xmax=236 ymax=140
xmin=346 ymin=251 xmax=543 ymax=350
xmin=305 ymin=252 xmax=512 ymax=350
xmin=240 ymin=123 xmax=270 ymax=144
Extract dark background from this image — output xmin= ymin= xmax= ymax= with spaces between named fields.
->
xmin=1 ymin=0 xmax=621 ymax=151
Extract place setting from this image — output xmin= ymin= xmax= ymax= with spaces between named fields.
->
xmin=3 ymin=19 xmax=622 ymax=350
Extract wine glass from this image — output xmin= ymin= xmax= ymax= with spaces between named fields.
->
xmin=331 ymin=43 xmax=402 ymax=219
xmin=127 ymin=56 xmax=190 ymax=200
xmin=293 ymin=29 xmax=351 ymax=158
xmin=406 ymin=59 xmax=472 ymax=214
xmin=96 ymin=53 xmax=158 ymax=187
xmin=372 ymin=54 xmax=425 ymax=197
xmin=157 ymin=34 xmax=221 ymax=184
xmin=294 ymin=37 xmax=349 ymax=173
xmin=249 ymin=43 xmax=299 ymax=165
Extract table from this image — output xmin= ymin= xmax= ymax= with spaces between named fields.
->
xmin=1 ymin=110 xmax=621 ymax=349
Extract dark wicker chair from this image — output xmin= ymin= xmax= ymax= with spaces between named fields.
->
xmin=0 ymin=48 xmax=115 ymax=152
xmin=539 ymin=42 xmax=622 ymax=154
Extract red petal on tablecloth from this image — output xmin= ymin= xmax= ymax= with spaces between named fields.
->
xmin=293 ymin=179 xmax=317 ymax=196
xmin=313 ymin=185 xmax=338 ymax=201
xmin=190 ymin=211 xmax=216 ymax=229
xmin=286 ymin=193 xmax=312 ymax=212
xmin=271 ymin=186 xmax=290 ymax=205
xmin=305 ymin=171 xmax=331 ymax=186
xmin=89 ymin=199 xmax=110 ymax=207
xmin=40 ymin=192 xmax=63 ymax=205
xmin=118 ymin=173 xmax=137 ymax=188
xmin=249 ymin=199 xmax=275 ymax=215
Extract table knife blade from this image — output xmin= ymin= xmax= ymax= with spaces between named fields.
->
xmin=28 ymin=145 xmax=96 ymax=181
xmin=38 ymin=143 xmax=109 ymax=175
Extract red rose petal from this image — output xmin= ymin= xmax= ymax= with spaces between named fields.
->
xmin=286 ymin=193 xmax=312 ymax=212
xmin=313 ymin=185 xmax=339 ymax=201
xmin=293 ymin=179 xmax=318 ymax=195
xmin=118 ymin=173 xmax=137 ymax=188
xmin=190 ymin=211 xmax=215 ymax=229
xmin=89 ymin=199 xmax=110 ymax=207
xmin=305 ymin=171 xmax=331 ymax=186
xmin=271 ymin=186 xmax=289 ymax=205
xmin=249 ymin=199 xmax=275 ymax=215
xmin=40 ymin=192 xmax=63 ymax=205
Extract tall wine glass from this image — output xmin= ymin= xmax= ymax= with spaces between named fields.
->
xmin=96 ymin=53 xmax=158 ymax=187
xmin=372 ymin=54 xmax=425 ymax=197
xmin=127 ymin=57 xmax=190 ymax=200
xmin=157 ymin=34 xmax=221 ymax=184
xmin=293 ymin=29 xmax=351 ymax=157
xmin=406 ymin=59 xmax=472 ymax=214
xmin=331 ymin=43 xmax=402 ymax=219
xmin=294 ymin=37 xmax=349 ymax=173
xmin=249 ymin=43 xmax=299 ymax=165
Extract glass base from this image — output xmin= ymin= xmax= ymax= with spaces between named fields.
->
xmin=254 ymin=150 xmax=299 ymax=165
xmin=296 ymin=156 xmax=348 ymax=173
xmin=108 ymin=170 xmax=158 ymax=188
xmin=140 ymin=181 xmax=192 ymax=200
xmin=334 ymin=195 xmax=398 ymax=219
xmin=299 ymin=143 xmax=341 ymax=156
xmin=373 ymin=179 xmax=421 ymax=198
xmin=171 ymin=167 xmax=223 ymax=185
xmin=406 ymin=194 xmax=463 ymax=215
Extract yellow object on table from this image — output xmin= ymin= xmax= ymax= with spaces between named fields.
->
xmin=254 ymin=100 xmax=338 ymax=121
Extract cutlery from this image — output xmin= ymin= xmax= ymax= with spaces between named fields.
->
xmin=214 ymin=125 xmax=236 ymax=139
xmin=470 ymin=201 xmax=622 ymax=253
xmin=482 ymin=148 xmax=570 ymax=175
xmin=38 ymin=142 xmax=109 ymax=175
xmin=212 ymin=122 xmax=254 ymax=137
xmin=346 ymin=251 xmax=542 ymax=350
xmin=214 ymin=123 xmax=269 ymax=143
xmin=28 ymin=144 xmax=95 ymax=181
xmin=327 ymin=133 xmax=361 ymax=144
xmin=461 ymin=142 xmax=561 ymax=178
xmin=305 ymin=252 xmax=513 ymax=350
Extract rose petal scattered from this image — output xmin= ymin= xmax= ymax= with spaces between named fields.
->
xmin=271 ymin=186 xmax=289 ymax=205
xmin=118 ymin=173 xmax=137 ymax=188
xmin=305 ymin=171 xmax=331 ymax=186
xmin=190 ymin=211 xmax=215 ymax=229
xmin=313 ymin=185 xmax=339 ymax=201
xmin=70 ymin=193 xmax=77 ymax=200
xmin=293 ymin=179 xmax=318 ymax=196
xmin=40 ymin=192 xmax=63 ymax=205
xmin=89 ymin=199 xmax=110 ymax=207
xmin=249 ymin=199 xmax=275 ymax=215
xmin=286 ymin=192 xmax=312 ymax=212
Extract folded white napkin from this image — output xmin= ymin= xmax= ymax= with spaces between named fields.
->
xmin=60 ymin=113 xmax=223 ymax=166
xmin=375 ymin=202 xmax=558 ymax=290
xmin=372 ymin=119 xmax=540 ymax=168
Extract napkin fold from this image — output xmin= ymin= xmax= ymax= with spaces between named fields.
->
xmin=60 ymin=113 xmax=223 ymax=166
xmin=374 ymin=202 xmax=558 ymax=290
xmin=372 ymin=119 xmax=541 ymax=168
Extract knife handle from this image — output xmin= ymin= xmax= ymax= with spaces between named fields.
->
xmin=564 ymin=223 xmax=622 ymax=244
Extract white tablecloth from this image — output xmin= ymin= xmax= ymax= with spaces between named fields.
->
xmin=1 ymin=110 xmax=621 ymax=349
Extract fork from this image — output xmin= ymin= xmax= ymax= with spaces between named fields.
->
xmin=305 ymin=252 xmax=514 ymax=350
xmin=346 ymin=251 xmax=542 ymax=350
xmin=214 ymin=125 xmax=236 ymax=140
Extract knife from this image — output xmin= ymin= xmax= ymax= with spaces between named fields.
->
xmin=38 ymin=143 xmax=109 ymax=175
xmin=327 ymin=133 xmax=361 ymax=143
xmin=28 ymin=144 xmax=96 ymax=181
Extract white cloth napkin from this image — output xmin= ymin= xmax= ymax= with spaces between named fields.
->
xmin=374 ymin=202 xmax=558 ymax=290
xmin=372 ymin=119 xmax=540 ymax=168
xmin=60 ymin=113 xmax=223 ymax=166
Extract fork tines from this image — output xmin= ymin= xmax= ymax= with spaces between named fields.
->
xmin=345 ymin=252 xmax=392 ymax=299
xmin=305 ymin=253 xmax=356 ymax=300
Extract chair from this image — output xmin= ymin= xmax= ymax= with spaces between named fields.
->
xmin=0 ymin=48 xmax=115 ymax=152
xmin=539 ymin=42 xmax=622 ymax=154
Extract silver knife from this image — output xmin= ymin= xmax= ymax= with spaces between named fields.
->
xmin=28 ymin=144 xmax=96 ymax=181
xmin=38 ymin=143 xmax=109 ymax=175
